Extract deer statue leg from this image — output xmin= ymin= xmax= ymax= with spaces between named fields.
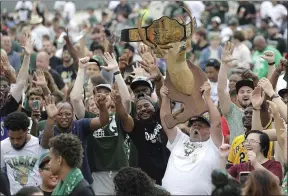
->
xmin=163 ymin=61 xmax=208 ymax=129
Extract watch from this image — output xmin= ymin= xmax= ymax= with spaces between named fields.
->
xmin=270 ymin=93 xmax=280 ymax=100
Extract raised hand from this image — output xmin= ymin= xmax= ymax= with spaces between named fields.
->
xmin=277 ymin=58 xmax=287 ymax=72
xmin=78 ymin=56 xmax=97 ymax=69
xmin=131 ymin=62 xmax=150 ymax=78
xmin=258 ymin=78 xmax=275 ymax=97
xmin=138 ymin=60 xmax=162 ymax=81
xmin=63 ymin=28 xmax=70 ymax=41
xmin=251 ymin=86 xmax=265 ymax=110
xmin=22 ymin=33 xmax=34 ymax=55
xmin=241 ymin=68 xmax=258 ymax=80
xmin=160 ymin=86 xmax=169 ymax=99
xmin=111 ymin=89 xmax=122 ymax=104
xmin=32 ymin=69 xmax=47 ymax=88
xmin=266 ymin=100 xmax=279 ymax=117
xmin=221 ymin=41 xmax=237 ymax=66
xmin=219 ymin=144 xmax=231 ymax=158
xmin=101 ymin=52 xmax=119 ymax=72
xmin=200 ymin=81 xmax=211 ymax=99
xmin=138 ymin=43 xmax=155 ymax=65
xmin=45 ymin=95 xmax=59 ymax=119
xmin=260 ymin=51 xmax=275 ymax=64
xmin=31 ymin=109 xmax=41 ymax=123
xmin=95 ymin=93 xmax=108 ymax=109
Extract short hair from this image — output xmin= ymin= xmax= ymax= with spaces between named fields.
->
xmin=42 ymin=34 xmax=50 ymax=41
xmin=4 ymin=112 xmax=30 ymax=132
xmin=245 ymin=130 xmax=270 ymax=158
xmin=26 ymin=87 xmax=44 ymax=100
xmin=233 ymin=31 xmax=245 ymax=42
xmin=90 ymin=42 xmax=105 ymax=53
xmin=15 ymin=186 xmax=42 ymax=196
xmin=114 ymin=167 xmax=171 ymax=196
xmin=90 ymin=75 xmax=108 ymax=86
xmin=49 ymin=133 xmax=83 ymax=168
xmin=211 ymin=169 xmax=241 ymax=196
xmin=124 ymin=43 xmax=135 ymax=53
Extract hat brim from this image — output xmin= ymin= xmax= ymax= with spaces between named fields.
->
xmin=95 ymin=86 xmax=111 ymax=92
xmin=39 ymin=156 xmax=50 ymax=168
xmin=29 ymin=18 xmax=43 ymax=25
xmin=130 ymin=80 xmax=153 ymax=91
xmin=278 ymin=88 xmax=288 ymax=98
xmin=189 ymin=117 xmax=210 ymax=127
xmin=236 ymin=80 xmax=254 ymax=94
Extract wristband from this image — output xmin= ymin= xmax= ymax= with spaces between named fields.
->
xmin=268 ymin=62 xmax=275 ymax=66
xmin=114 ymin=71 xmax=120 ymax=76
xmin=270 ymin=93 xmax=280 ymax=100
xmin=253 ymin=107 xmax=261 ymax=111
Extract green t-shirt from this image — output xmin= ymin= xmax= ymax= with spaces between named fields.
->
xmin=252 ymin=45 xmax=282 ymax=78
xmin=86 ymin=111 xmax=128 ymax=171
xmin=12 ymin=40 xmax=22 ymax=53
xmin=35 ymin=120 xmax=47 ymax=137
xmin=21 ymin=52 xmax=37 ymax=74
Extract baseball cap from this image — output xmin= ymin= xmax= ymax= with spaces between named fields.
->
xmin=235 ymin=80 xmax=254 ymax=94
xmin=211 ymin=16 xmax=221 ymax=24
xmin=95 ymin=84 xmax=112 ymax=92
xmin=39 ymin=152 xmax=50 ymax=168
xmin=206 ymin=59 xmax=220 ymax=69
xmin=130 ymin=76 xmax=154 ymax=91
xmin=278 ymin=88 xmax=288 ymax=98
xmin=188 ymin=112 xmax=210 ymax=127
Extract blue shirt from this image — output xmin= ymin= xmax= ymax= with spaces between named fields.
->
xmin=39 ymin=118 xmax=93 ymax=184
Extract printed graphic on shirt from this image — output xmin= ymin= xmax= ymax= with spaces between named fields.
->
xmin=144 ymin=123 xmax=163 ymax=144
xmin=183 ymin=141 xmax=203 ymax=157
xmin=0 ymin=117 xmax=7 ymax=141
xmin=93 ymin=115 xmax=117 ymax=138
xmin=6 ymin=156 xmax=38 ymax=185
xmin=61 ymin=71 xmax=73 ymax=84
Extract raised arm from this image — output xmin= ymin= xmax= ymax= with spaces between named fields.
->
xmin=40 ymin=95 xmax=59 ymax=149
xmin=160 ymin=86 xmax=177 ymax=143
xmin=251 ymin=86 xmax=265 ymax=130
xmin=89 ymin=93 xmax=109 ymax=131
xmin=258 ymin=78 xmax=287 ymax=122
xmin=102 ymin=52 xmax=131 ymax=113
xmin=217 ymin=42 xmax=236 ymax=115
xmin=267 ymin=100 xmax=286 ymax=149
xmin=261 ymin=51 xmax=277 ymax=81
xmin=70 ymin=57 xmax=97 ymax=119
xmin=64 ymin=29 xmax=79 ymax=71
xmin=111 ymin=89 xmax=134 ymax=132
xmin=201 ymin=81 xmax=223 ymax=148
xmin=269 ymin=59 xmax=286 ymax=89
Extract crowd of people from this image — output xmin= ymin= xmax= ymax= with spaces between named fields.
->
xmin=0 ymin=0 xmax=287 ymax=196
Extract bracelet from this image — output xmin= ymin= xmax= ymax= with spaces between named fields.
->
xmin=268 ymin=62 xmax=275 ymax=66
xmin=114 ymin=71 xmax=120 ymax=76
xmin=253 ymin=107 xmax=261 ymax=111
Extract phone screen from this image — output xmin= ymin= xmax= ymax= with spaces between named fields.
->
xmin=239 ymin=172 xmax=250 ymax=185
xmin=32 ymin=100 xmax=40 ymax=110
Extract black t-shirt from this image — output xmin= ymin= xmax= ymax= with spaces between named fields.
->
xmin=267 ymin=36 xmax=287 ymax=55
xmin=55 ymin=64 xmax=77 ymax=85
xmin=49 ymin=56 xmax=62 ymax=70
xmin=38 ymin=186 xmax=52 ymax=196
xmin=70 ymin=179 xmax=95 ymax=196
xmin=128 ymin=108 xmax=170 ymax=185
xmin=237 ymin=2 xmax=256 ymax=25
xmin=49 ymin=69 xmax=66 ymax=90
xmin=0 ymin=95 xmax=19 ymax=117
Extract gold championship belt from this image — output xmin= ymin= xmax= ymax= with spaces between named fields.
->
xmin=121 ymin=7 xmax=208 ymax=129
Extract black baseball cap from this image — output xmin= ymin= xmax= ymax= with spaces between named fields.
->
xmin=188 ymin=113 xmax=210 ymax=127
xmin=206 ymin=59 xmax=220 ymax=69
xmin=235 ymin=80 xmax=254 ymax=94
xmin=278 ymin=88 xmax=288 ymax=98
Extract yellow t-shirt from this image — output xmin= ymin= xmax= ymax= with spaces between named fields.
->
xmin=228 ymin=135 xmax=273 ymax=165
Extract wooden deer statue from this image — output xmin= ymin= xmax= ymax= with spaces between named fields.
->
xmin=137 ymin=7 xmax=208 ymax=129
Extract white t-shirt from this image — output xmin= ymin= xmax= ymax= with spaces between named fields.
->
xmin=269 ymin=4 xmax=287 ymax=28
xmin=276 ymin=74 xmax=287 ymax=93
xmin=232 ymin=43 xmax=252 ymax=69
xmin=162 ymin=128 xmax=221 ymax=195
xmin=208 ymin=80 xmax=229 ymax=105
xmin=260 ymin=1 xmax=273 ymax=19
xmin=31 ymin=25 xmax=51 ymax=51
xmin=1 ymin=136 xmax=48 ymax=195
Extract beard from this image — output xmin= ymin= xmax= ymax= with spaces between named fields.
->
xmin=12 ymin=138 xmax=27 ymax=151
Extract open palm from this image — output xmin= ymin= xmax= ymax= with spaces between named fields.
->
xmin=45 ymin=95 xmax=59 ymax=118
xmin=32 ymin=69 xmax=47 ymax=87
xmin=251 ymin=86 xmax=264 ymax=109
xmin=22 ymin=33 xmax=33 ymax=55
xmin=221 ymin=42 xmax=236 ymax=66
xmin=101 ymin=52 xmax=119 ymax=72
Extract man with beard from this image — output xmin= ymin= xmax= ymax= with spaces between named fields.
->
xmin=228 ymin=87 xmax=273 ymax=165
xmin=121 ymin=93 xmax=170 ymax=185
xmin=0 ymin=33 xmax=32 ymax=141
xmin=1 ymin=112 xmax=48 ymax=195
xmin=55 ymin=45 xmax=77 ymax=86
xmin=42 ymin=40 xmax=62 ymax=70
xmin=218 ymin=42 xmax=271 ymax=144
xmin=160 ymin=81 xmax=223 ymax=195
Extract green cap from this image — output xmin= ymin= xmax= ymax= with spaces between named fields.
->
xmin=39 ymin=152 xmax=50 ymax=168
xmin=92 ymin=55 xmax=105 ymax=66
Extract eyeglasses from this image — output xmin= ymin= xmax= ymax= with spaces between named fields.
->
xmin=243 ymin=139 xmax=260 ymax=145
xmin=41 ymin=167 xmax=51 ymax=171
